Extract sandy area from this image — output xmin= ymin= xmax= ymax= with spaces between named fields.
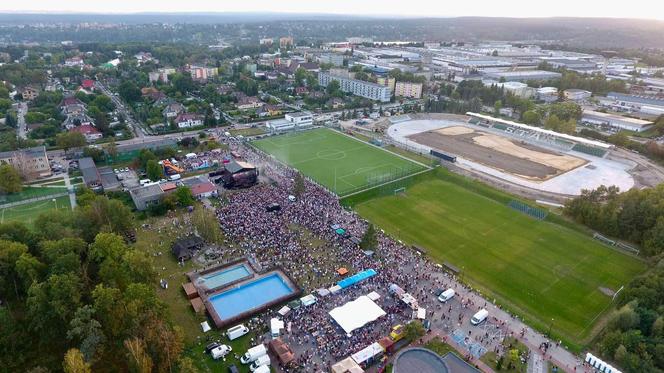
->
xmin=436 ymin=126 xmax=475 ymax=136
xmin=473 ymin=134 xmax=586 ymax=172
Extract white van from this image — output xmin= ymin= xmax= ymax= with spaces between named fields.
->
xmin=241 ymin=344 xmax=267 ymax=364
xmin=438 ymin=289 xmax=455 ymax=303
xmin=226 ymin=324 xmax=249 ymax=341
xmin=471 ymin=309 xmax=489 ymax=325
xmin=169 ymin=174 xmax=181 ymax=181
xmin=249 ymin=355 xmax=270 ymax=371
xmin=139 ymin=179 xmax=151 ymax=186
xmin=253 ymin=366 xmax=270 ymax=373
xmin=210 ymin=345 xmax=232 ymax=360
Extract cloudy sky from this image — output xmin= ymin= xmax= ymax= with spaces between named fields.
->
xmin=1 ymin=0 xmax=663 ymax=20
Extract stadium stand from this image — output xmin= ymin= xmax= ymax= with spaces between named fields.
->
xmin=508 ymin=200 xmax=548 ymax=220
xmin=572 ymin=144 xmax=607 ymax=158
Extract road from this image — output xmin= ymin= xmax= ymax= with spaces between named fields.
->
xmin=95 ymin=81 xmax=149 ymax=139
xmin=16 ymin=102 xmax=28 ymax=139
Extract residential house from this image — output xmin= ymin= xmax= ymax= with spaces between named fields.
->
xmin=64 ymin=56 xmax=85 ymax=67
xmin=175 ymin=113 xmax=204 ymax=128
xmin=295 ymin=86 xmax=309 ymax=95
xmin=63 ymin=112 xmax=94 ymax=129
xmin=256 ymin=104 xmax=283 ymax=118
xmin=236 ymin=95 xmax=263 ymax=110
xmin=327 ymin=97 xmax=345 ymax=109
xmin=163 ymin=102 xmax=185 ymax=120
xmin=21 ymin=86 xmax=39 ymax=101
xmin=81 ymin=79 xmax=95 ymax=91
xmin=69 ymin=124 xmax=102 ymax=142
xmin=279 ymin=36 xmax=294 ymax=49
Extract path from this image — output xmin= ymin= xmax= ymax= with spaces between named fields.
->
xmin=529 ymin=351 xmax=547 ymax=373
xmin=16 ymin=102 xmax=27 ymax=139
xmin=63 ymin=173 xmax=77 ymax=208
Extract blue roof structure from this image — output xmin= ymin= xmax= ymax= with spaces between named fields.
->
xmin=337 ymin=269 xmax=377 ymax=289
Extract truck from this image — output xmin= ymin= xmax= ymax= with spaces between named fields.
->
xmin=240 ymin=344 xmax=267 ymax=364
xmin=226 ymin=324 xmax=249 ymax=341
xmin=249 ymin=354 xmax=270 ymax=371
xmin=252 ymin=366 xmax=270 ymax=373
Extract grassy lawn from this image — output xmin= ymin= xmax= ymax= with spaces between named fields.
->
xmin=133 ymin=211 xmax=269 ymax=372
xmin=481 ymin=337 xmax=529 ymax=372
xmin=0 ymin=186 xmax=68 ymax=204
xmin=352 ymin=169 xmax=645 ymax=350
xmin=252 ymin=128 xmax=427 ymax=196
xmin=230 ymin=127 xmax=267 ymax=137
xmin=425 ymin=337 xmax=458 ymax=357
xmin=0 ymin=195 xmax=71 ymax=225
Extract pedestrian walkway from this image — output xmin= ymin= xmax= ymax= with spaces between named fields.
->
xmin=529 ymin=351 xmax=547 ymax=373
xmin=64 ymin=174 xmax=77 ymax=208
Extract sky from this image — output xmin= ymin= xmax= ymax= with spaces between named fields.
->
xmin=1 ymin=0 xmax=664 ymax=20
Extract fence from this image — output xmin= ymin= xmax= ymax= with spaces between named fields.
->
xmin=508 ymin=200 xmax=548 ymax=220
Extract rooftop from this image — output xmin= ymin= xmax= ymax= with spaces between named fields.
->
xmin=129 ymin=183 xmax=164 ymax=199
xmin=583 ymin=110 xmax=653 ymax=127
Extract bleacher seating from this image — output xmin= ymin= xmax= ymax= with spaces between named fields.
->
xmin=492 ymin=123 xmax=508 ymax=131
xmin=572 ymin=144 xmax=607 ymax=158
xmin=508 ymin=200 xmax=548 ymax=220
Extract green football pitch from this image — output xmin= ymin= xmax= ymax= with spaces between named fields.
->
xmin=353 ymin=170 xmax=645 ymax=348
xmin=0 ymin=195 xmax=72 ymax=225
xmin=252 ymin=128 xmax=428 ymax=196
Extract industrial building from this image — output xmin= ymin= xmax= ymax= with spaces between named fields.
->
xmin=318 ymin=72 xmax=391 ymax=102
xmin=607 ymin=92 xmax=664 ymax=115
xmin=482 ymin=70 xmax=562 ymax=82
xmin=0 ymin=146 xmax=51 ymax=180
xmin=563 ymin=89 xmax=592 ymax=101
xmin=129 ymin=184 xmax=166 ymax=211
xmin=582 ymin=110 xmax=653 ymax=133
xmin=79 ymin=157 xmax=102 ymax=191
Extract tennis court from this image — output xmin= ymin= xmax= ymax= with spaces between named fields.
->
xmin=252 ymin=128 xmax=428 ymax=196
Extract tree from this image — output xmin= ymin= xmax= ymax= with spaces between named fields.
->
xmin=0 ymin=239 xmax=29 ymax=298
xmin=124 ymin=338 xmax=153 ymax=373
xmin=4 ymin=111 xmax=17 ymax=128
xmin=56 ymin=132 xmax=86 ymax=153
xmin=146 ymin=160 xmax=163 ymax=181
xmin=521 ymin=110 xmax=541 ymax=126
xmin=118 ymin=81 xmax=141 ymax=103
xmin=403 ymin=321 xmax=425 ymax=342
xmin=105 ymin=141 xmax=118 ymax=160
xmin=62 ymin=348 xmax=92 ymax=373
xmin=326 ymin=80 xmax=341 ymax=96
xmin=0 ymin=164 xmax=23 ymax=194
xmin=67 ymin=305 xmax=105 ymax=362
xmin=493 ymin=100 xmax=503 ymax=116
xmin=173 ymin=186 xmax=195 ymax=206
xmin=608 ymin=132 xmax=629 ymax=147
xmin=191 ymin=208 xmax=223 ymax=244
xmin=359 ymin=224 xmax=378 ymax=251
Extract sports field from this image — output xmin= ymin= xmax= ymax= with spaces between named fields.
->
xmin=353 ymin=170 xmax=645 ymax=347
xmin=252 ymin=128 xmax=428 ymax=196
xmin=0 ymin=195 xmax=72 ymax=225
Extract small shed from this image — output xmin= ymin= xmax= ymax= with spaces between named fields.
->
xmin=190 ymin=297 xmax=205 ymax=313
xmin=182 ymin=282 xmax=198 ymax=299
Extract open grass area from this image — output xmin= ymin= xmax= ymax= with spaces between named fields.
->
xmin=229 ymin=127 xmax=267 ymax=137
xmin=481 ymin=337 xmax=529 ymax=373
xmin=0 ymin=195 xmax=71 ymax=225
xmin=352 ymin=169 xmax=645 ymax=349
xmin=0 ymin=185 xmax=68 ymax=204
xmin=252 ymin=128 xmax=428 ymax=196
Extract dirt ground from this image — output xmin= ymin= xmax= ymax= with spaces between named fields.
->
xmin=409 ymin=126 xmax=586 ymax=181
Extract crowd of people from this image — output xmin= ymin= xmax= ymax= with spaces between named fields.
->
xmin=209 ymin=143 xmax=583 ymax=372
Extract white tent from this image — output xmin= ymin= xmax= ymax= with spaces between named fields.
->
xmin=329 ymin=296 xmax=387 ymax=335
xmin=416 ymin=307 xmax=426 ymax=319
xmin=329 ymin=285 xmax=342 ymax=294
xmin=317 ymin=288 xmax=331 ymax=297
xmin=278 ymin=306 xmax=291 ymax=316
xmin=367 ymin=291 xmax=380 ymax=301
xmin=270 ymin=317 xmax=284 ymax=337
xmin=200 ymin=321 xmax=211 ymax=333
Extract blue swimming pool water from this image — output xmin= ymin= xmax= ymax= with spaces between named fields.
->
xmin=209 ymin=273 xmax=294 ymax=320
xmin=197 ymin=264 xmax=251 ymax=290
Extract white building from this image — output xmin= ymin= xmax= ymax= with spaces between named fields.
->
xmin=564 ymin=89 xmax=592 ymax=101
xmin=582 ymin=110 xmax=653 ymax=132
xmin=318 ymin=72 xmax=391 ymax=102
xmin=536 ymin=87 xmax=559 ymax=103
xmin=266 ymin=111 xmax=314 ymax=131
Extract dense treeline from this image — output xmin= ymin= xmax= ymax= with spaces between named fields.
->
xmin=0 ymin=194 xmax=186 ymax=371
xmin=537 ymin=64 xmax=628 ymax=95
xmin=596 ymin=260 xmax=664 ymax=372
xmin=564 ymin=185 xmax=664 ymax=257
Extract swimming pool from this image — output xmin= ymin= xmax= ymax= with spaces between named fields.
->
xmin=208 ymin=273 xmax=295 ymax=321
xmin=196 ymin=264 xmax=252 ymax=290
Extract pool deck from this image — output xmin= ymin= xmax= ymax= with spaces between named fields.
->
xmin=185 ymin=258 xmax=302 ymax=328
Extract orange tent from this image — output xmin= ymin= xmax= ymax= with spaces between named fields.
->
xmin=337 ymin=267 xmax=348 ymax=276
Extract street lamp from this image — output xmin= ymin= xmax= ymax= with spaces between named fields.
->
xmin=548 ymin=318 xmax=554 ymax=337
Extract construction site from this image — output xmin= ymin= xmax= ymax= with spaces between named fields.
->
xmin=382 ymin=113 xmax=653 ymax=197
